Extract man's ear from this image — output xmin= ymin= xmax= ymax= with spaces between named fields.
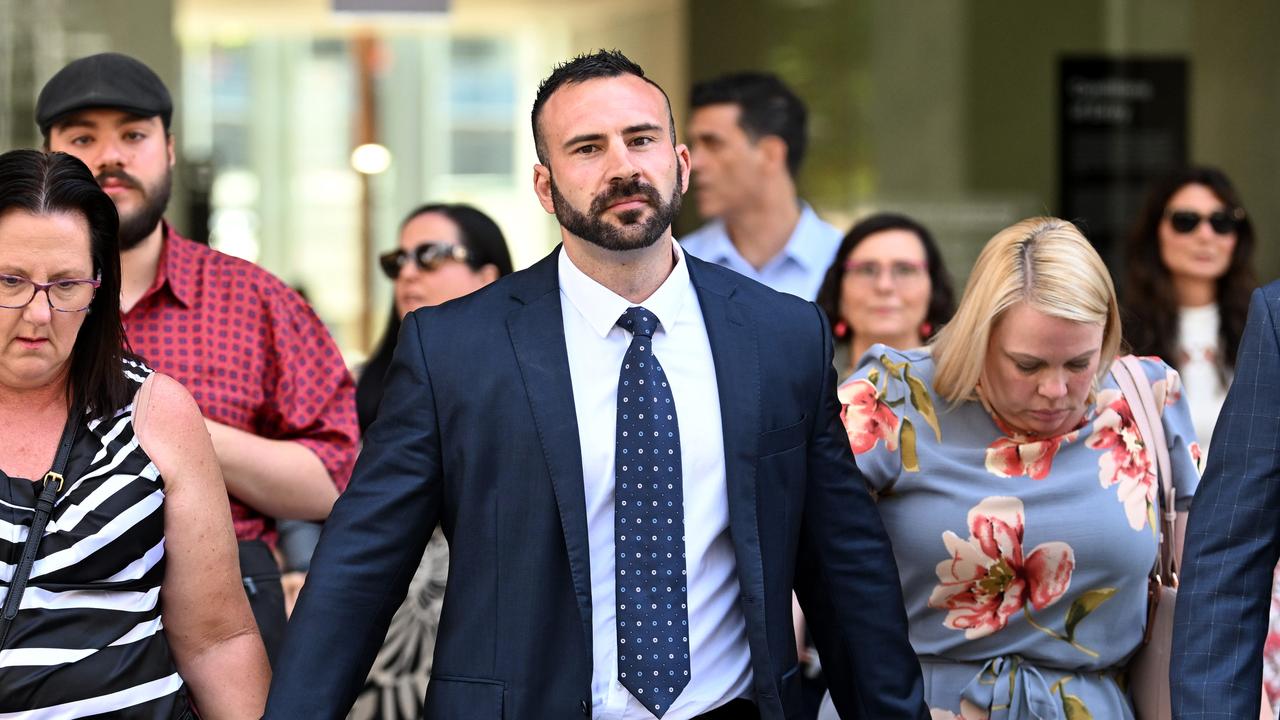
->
xmin=757 ymin=135 xmax=788 ymax=174
xmin=675 ymin=144 xmax=691 ymax=193
xmin=166 ymin=133 xmax=176 ymax=167
xmin=533 ymin=163 xmax=556 ymax=215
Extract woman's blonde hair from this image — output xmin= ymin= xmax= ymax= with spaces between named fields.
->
xmin=931 ymin=217 xmax=1122 ymax=404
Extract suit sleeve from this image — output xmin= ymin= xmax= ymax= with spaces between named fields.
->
xmin=265 ymin=313 xmax=443 ymax=718
xmin=794 ymin=304 xmax=929 ymax=720
xmin=1172 ymin=285 xmax=1280 ymax=718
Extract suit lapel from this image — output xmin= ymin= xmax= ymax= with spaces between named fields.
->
xmin=506 ymin=249 xmax=594 ymax=658
xmin=687 ymin=257 xmax=772 ymax=670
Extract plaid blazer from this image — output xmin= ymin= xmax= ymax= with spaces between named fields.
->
xmin=1173 ymin=279 xmax=1280 ymax=718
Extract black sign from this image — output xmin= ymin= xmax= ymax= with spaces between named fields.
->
xmin=1059 ymin=57 xmax=1187 ymax=266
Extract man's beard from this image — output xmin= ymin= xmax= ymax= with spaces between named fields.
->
xmin=549 ymin=165 xmax=682 ymax=253
xmin=97 ymin=168 xmax=172 ymax=251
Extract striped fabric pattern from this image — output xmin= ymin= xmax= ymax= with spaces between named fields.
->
xmin=0 ymin=359 xmax=188 ymax=718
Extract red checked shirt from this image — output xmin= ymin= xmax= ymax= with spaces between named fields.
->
xmin=122 ymin=224 xmax=359 ymax=547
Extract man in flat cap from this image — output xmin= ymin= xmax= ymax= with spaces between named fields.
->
xmin=36 ymin=52 xmax=359 ymax=663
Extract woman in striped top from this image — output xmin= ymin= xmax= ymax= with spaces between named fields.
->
xmin=0 ymin=149 xmax=268 ymax=717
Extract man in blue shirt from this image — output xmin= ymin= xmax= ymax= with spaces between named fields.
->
xmin=682 ymin=72 xmax=841 ymax=300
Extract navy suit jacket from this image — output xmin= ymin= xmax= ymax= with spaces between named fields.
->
xmin=264 ymin=248 xmax=926 ymax=719
xmin=1172 ymin=280 xmax=1280 ymax=718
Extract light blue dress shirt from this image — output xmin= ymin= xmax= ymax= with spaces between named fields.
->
xmin=680 ymin=202 xmax=842 ymax=301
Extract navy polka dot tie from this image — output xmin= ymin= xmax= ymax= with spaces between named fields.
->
xmin=614 ymin=306 xmax=690 ymax=718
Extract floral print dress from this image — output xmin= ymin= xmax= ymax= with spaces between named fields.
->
xmin=840 ymin=346 xmax=1200 ymax=720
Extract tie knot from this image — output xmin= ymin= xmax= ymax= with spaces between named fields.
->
xmin=617 ymin=306 xmax=660 ymax=339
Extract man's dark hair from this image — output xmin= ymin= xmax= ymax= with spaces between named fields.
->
xmin=691 ymin=72 xmax=808 ymax=177
xmin=0 ymin=149 xmax=130 ymax=420
xmin=531 ymin=49 xmax=676 ymax=166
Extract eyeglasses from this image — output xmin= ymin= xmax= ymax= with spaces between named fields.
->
xmin=843 ymin=260 xmax=928 ymax=284
xmin=378 ymin=242 xmax=472 ymax=279
xmin=0 ymin=274 xmax=101 ymax=312
xmin=1166 ymin=208 xmax=1244 ymax=235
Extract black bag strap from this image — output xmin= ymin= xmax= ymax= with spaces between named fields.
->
xmin=0 ymin=412 xmax=79 ymax=649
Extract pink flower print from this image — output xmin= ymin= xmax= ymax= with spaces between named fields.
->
xmin=929 ymin=496 xmax=1075 ymax=639
xmin=984 ymin=434 xmax=1073 ymax=480
xmin=838 ymin=378 xmax=900 ymax=454
xmin=1190 ymin=441 xmax=1203 ymax=471
xmin=1087 ymin=389 xmax=1156 ymax=530
xmin=1152 ymin=366 xmax=1184 ymax=408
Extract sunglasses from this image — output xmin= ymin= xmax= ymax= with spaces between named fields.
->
xmin=379 ymin=242 xmax=472 ymax=279
xmin=1166 ymin=209 xmax=1243 ymax=235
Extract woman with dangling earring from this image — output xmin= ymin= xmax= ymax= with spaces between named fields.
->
xmin=816 ymin=213 xmax=956 ymax=380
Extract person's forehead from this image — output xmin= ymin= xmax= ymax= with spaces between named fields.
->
xmin=542 ymin=75 xmax=670 ymax=138
xmin=851 ymin=229 xmax=926 ymax=259
xmin=689 ymin=103 xmax=741 ymax=130
xmin=52 ymin=107 xmax=161 ymax=132
xmin=399 ymin=212 xmax=460 ymax=248
xmin=1167 ymin=183 xmax=1223 ymax=208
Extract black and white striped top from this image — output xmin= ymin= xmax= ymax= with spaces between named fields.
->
xmin=0 ymin=360 xmax=189 ymax=718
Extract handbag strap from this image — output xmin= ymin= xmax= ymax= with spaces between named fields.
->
xmin=1110 ymin=356 xmax=1177 ymax=584
xmin=0 ymin=411 xmax=79 ymax=649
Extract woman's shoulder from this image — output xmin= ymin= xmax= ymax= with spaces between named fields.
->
xmin=1103 ymin=354 xmax=1181 ymax=388
xmin=130 ymin=372 xmax=208 ymax=471
xmin=1101 ymin=354 xmax=1185 ymax=411
xmin=846 ymin=343 xmax=937 ymax=386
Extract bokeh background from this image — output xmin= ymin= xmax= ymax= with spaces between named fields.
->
xmin=2 ymin=0 xmax=1276 ymax=359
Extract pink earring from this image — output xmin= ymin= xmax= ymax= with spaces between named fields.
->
xmin=920 ymin=321 xmax=933 ymax=338
xmin=834 ymin=320 xmax=849 ymax=339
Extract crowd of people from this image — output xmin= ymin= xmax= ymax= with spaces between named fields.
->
xmin=0 ymin=46 xmax=1276 ymax=720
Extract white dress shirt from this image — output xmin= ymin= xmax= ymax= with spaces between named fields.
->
xmin=558 ymin=240 xmax=753 ymax=719
xmin=680 ymin=202 xmax=842 ymax=301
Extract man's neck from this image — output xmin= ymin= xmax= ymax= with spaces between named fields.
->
xmin=721 ymin=182 xmax=802 ymax=271
xmin=120 ymin=223 xmax=167 ymax=313
xmin=561 ymin=233 xmax=677 ymax=304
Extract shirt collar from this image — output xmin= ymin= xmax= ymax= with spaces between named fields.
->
xmin=697 ymin=201 xmax=830 ymax=271
xmin=784 ymin=202 xmax=837 ymax=271
xmin=558 ymin=238 xmax=692 ymax=339
xmin=144 ymin=222 xmax=194 ymax=309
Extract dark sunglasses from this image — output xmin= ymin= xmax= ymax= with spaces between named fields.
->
xmin=378 ymin=242 xmax=472 ymax=279
xmin=1166 ymin=208 xmax=1244 ymax=235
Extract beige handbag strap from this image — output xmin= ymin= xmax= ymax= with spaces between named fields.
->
xmin=1111 ymin=355 xmax=1177 ymax=584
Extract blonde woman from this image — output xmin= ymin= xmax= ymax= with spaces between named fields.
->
xmin=833 ymin=218 xmax=1200 ymax=718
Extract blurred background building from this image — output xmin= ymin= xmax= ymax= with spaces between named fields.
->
xmin=1 ymin=0 xmax=1276 ymax=359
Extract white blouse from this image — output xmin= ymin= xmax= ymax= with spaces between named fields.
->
xmin=1177 ymin=303 xmax=1231 ymax=456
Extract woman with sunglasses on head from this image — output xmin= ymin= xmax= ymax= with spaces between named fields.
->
xmin=350 ymin=202 xmax=512 ymax=720
xmin=816 ymin=213 xmax=956 ymax=380
xmin=0 ymin=149 xmax=268 ymax=717
xmin=1121 ymin=166 xmax=1256 ymax=459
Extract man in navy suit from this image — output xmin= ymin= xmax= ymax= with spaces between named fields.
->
xmin=1173 ymin=279 xmax=1280 ymax=718
xmin=265 ymin=50 xmax=926 ymax=720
